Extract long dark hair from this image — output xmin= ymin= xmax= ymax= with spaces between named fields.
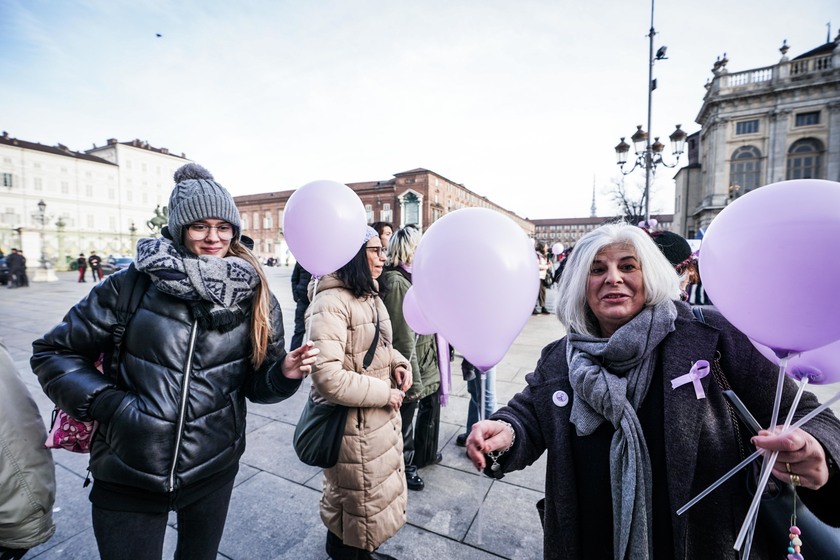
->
xmin=335 ymin=243 xmax=381 ymax=299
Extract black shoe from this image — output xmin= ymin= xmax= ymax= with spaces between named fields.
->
xmin=456 ymin=433 xmax=468 ymax=447
xmin=532 ymin=310 xmax=539 ymax=315
xmin=406 ymin=471 xmax=424 ymax=491
xmin=368 ymin=551 xmax=398 ymax=560
xmin=540 ymin=308 xmax=550 ymax=314
xmin=432 ymin=452 xmax=443 ymax=464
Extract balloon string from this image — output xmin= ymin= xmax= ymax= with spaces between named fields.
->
xmin=476 ymin=368 xmax=486 ymax=545
xmin=304 ymin=276 xmax=319 ymax=344
xmin=678 ymin=381 xmax=836 ymax=518
xmin=735 ymin=375 xmax=809 ymax=552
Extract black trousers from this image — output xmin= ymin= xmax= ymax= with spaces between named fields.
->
xmin=91 ymin=478 xmax=234 ymax=560
xmin=399 ymin=399 xmax=419 ymax=475
xmin=290 ymin=300 xmax=308 ymax=351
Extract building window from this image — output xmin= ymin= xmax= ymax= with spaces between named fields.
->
xmin=252 ymin=211 xmax=259 ymax=230
xmin=403 ymin=193 xmax=420 ymax=226
xmin=85 ymin=185 xmax=93 ymax=197
xmin=786 ymin=138 xmax=823 ymax=180
xmin=61 ymin=181 xmax=69 ymax=194
xmin=794 ymin=111 xmax=820 ymax=127
xmin=264 ymin=211 xmax=272 ymax=229
xmin=241 ymin=214 xmax=249 ymax=231
xmin=735 ymin=120 xmax=759 ymax=135
xmin=365 ymin=204 xmax=373 ymax=223
xmin=729 ymin=146 xmax=762 ymax=197
xmin=381 ymin=203 xmax=392 ymax=223
xmin=2 ymin=173 xmax=12 ymax=188
xmin=34 ymin=178 xmax=43 ymax=191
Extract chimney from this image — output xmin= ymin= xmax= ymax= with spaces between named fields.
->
xmin=107 ymin=138 xmax=118 ymax=145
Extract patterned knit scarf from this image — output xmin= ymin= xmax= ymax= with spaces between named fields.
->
xmin=135 ymin=237 xmax=259 ymax=332
xmin=566 ymin=300 xmax=677 ymax=560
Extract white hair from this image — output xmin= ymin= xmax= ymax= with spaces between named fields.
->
xmin=555 ymin=222 xmax=681 ymax=336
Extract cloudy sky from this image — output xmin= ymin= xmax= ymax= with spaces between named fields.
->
xmin=2 ymin=0 xmax=837 ymax=219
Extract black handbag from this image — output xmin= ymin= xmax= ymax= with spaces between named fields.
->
xmin=293 ymin=316 xmax=380 ymax=468
xmin=693 ymin=307 xmax=840 ymax=558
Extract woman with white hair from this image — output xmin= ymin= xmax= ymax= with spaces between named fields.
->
xmin=465 ymin=222 xmax=840 ymax=559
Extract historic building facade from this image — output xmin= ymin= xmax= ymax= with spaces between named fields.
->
xmin=674 ymin=34 xmax=840 ymax=238
xmin=532 ymin=214 xmax=674 ymax=247
xmin=233 ymin=168 xmax=535 ymax=261
xmin=0 ymin=132 xmax=188 ymax=268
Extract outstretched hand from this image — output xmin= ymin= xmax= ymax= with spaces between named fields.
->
xmin=752 ymin=426 xmax=831 ymax=490
xmin=282 ymin=341 xmax=319 ymax=379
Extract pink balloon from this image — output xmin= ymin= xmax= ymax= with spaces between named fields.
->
xmin=551 ymin=242 xmax=564 ymax=256
xmin=700 ymin=179 xmax=840 ymax=354
xmin=750 ymin=339 xmax=840 ymax=385
xmin=402 ymin=287 xmax=435 ymax=336
xmin=412 ymin=208 xmax=539 ymax=371
xmin=283 ymin=180 xmax=367 ymax=277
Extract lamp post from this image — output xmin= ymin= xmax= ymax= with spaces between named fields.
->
xmin=614 ymin=0 xmax=687 ymax=227
xmin=30 ymin=199 xmax=58 ymax=282
xmin=128 ymin=221 xmax=137 ymax=254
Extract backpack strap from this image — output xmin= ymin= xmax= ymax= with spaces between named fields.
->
xmin=107 ymin=263 xmax=151 ymax=377
xmin=691 ymin=305 xmax=705 ymax=323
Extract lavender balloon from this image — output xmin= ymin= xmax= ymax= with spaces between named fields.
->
xmin=700 ymin=179 xmax=840 ymax=354
xmin=403 ymin=287 xmax=436 ymax=336
xmin=283 ymin=180 xmax=367 ymax=277
xmin=412 ymin=208 xmax=539 ymax=371
xmin=750 ymin=339 xmax=840 ymax=385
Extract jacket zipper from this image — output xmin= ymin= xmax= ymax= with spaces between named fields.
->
xmin=169 ymin=319 xmax=198 ymax=491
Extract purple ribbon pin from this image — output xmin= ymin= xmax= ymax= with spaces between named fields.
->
xmin=671 ymin=360 xmax=710 ymax=399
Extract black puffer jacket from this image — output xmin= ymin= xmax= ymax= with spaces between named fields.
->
xmin=31 ymin=268 xmax=300 ymax=493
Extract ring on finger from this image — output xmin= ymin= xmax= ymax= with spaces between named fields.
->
xmin=786 ymin=462 xmax=792 ymax=473
xmin=790 ymin=473 xmax=801 ymax=486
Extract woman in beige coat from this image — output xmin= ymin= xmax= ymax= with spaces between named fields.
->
xmin=306 ymin=226 xmax=412 ymax=560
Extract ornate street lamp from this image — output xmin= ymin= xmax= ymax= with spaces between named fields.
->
xmin=30 ymin=199 xmax=58 ymax=282
xmin=614 ymin=0 xmax=688 ymax=227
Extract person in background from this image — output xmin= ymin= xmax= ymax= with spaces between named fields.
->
xmin=381 ymin=225 xmax=441 ymax=492
xmin=290 ymin=261 xmax=312 ymax=351
xmin=648 ymin=230 xmax=694 ymax=299
xmin=466 ymin=222 xmax=840 ymax=559
xmin=306 ymin=226 xmax=411 ymax=560
xmin=455 ymin=358 xmax=496 ymax=449
xmin=0 ymin=341 xmax=56 ymax=560
xmin=32 ymin=163 xmax=317 ymax=560
xmin=77 ymin=253 xmax=88 ymax=283
xmin=534 ymin=241 xmax=550 ymax=314
xmin=371 ymin=222 xmax=394 ymax=253
xmin=88 ymin=251 xmax=103 ymax=281
xmin=5 ymin=249 xmax=25 ymax=289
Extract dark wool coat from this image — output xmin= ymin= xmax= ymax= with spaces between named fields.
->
xmin=492 ymin=302 xmax=840 ymax=559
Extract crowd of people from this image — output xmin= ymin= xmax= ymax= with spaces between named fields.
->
xmin=5 ymin=169 xmax=838 ymax=560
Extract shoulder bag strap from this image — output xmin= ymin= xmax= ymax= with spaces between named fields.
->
xmin=362 ymin=308 xmax=380 ymax=371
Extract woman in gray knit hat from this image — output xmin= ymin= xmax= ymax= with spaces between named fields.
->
xmin=32 ymin=163 xmax=318 ymax=560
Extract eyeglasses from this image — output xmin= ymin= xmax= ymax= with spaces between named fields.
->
xmin=366 ymin=246 xmax=387 ymax=256
xmin=186 ymin=223 xmax=235 ymax=241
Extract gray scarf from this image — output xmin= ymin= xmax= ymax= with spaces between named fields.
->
xmin=566 ymin=300 xmax=677 ymax=560
xmin=135 ymin=237 xmax=259 ymax=331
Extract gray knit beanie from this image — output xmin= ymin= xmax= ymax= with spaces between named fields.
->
xmin=166 ymin=163 xmax=241 ymax=249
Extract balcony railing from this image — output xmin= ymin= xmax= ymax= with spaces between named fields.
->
xmin=716 ymin=52 xmax=836 ymax=94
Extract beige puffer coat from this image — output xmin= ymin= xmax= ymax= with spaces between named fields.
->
xmin=306 ymin=274 xmax=409 ymax=551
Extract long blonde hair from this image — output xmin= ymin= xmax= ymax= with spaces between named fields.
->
xmin=227 ymin=240 xmax=272 ymax=368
